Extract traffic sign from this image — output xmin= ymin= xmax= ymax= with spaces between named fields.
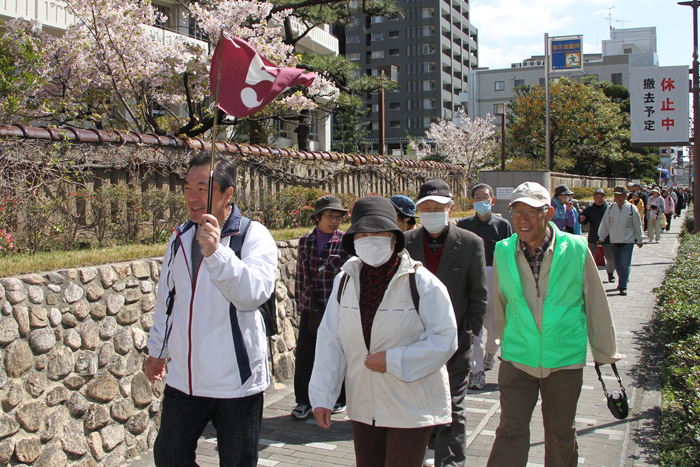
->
xmin=549 ymin=36 xmax=583 ymax=73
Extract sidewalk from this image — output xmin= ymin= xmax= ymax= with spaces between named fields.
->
xmin=123 ymin=213 xmax=684 ymax=467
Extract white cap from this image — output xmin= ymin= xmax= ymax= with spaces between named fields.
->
xmin=509 ymin=182 xmax=551 ymax=208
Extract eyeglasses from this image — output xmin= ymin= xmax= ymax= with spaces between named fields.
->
xmin=323 ymin=213 xmax=344 ymax=222
xmin=509 ymin=207 xmax=547 ymax=219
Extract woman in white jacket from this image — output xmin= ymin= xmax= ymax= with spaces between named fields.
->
xmin=646 ymin=188 xmax=665 ymax=243
xmin=309 ymin=196 xmax=458 ymax=467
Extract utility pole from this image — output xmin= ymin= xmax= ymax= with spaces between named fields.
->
xmin=545 ymin=33 xmax=552 ymax=171
xmin=679 ymin=0 xmax=700 ymax=233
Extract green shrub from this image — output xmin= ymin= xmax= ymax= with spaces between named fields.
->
xmin=657 ymin=232 xmax=700 ymax=465
xmin=571 ymin=187 xmax=613 ymax=200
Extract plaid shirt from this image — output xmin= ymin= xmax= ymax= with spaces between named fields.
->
xmin=520 ymin=227 xmax=553 ymax=284
xmin=295 ymin=228 xmax=350 ymax=315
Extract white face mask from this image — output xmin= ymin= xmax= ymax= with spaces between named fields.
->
xmin=354 ymin=235 xmax=394 ymax=267
xmin=420 ymin=211 xmax=449 ymax=234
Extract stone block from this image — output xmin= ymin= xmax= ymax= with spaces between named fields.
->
xmin=86 ymin=373 xmax=119 ymax=402
xmin=64 ymin=328 xmax=81 ymax=350
xmin=149 ymin=261 xmax=160 ymax=282
xmin=86 ymin=284 xmax=104 ymax=302
xmin=130 ymin=372 xmax=153 ymax=407
xmin=90 ymin=303 xmax=106 ymax=320
xmin=112 ymin=281 xmax=126 ymax=293
xmin=106 ymin=294 xmax=125 ymax=315
xmin=140 ymin=281 xmax=153 ymax=294
xmin=125 ymin=278 xmax=139 ymax=289
xmin=87 ymin=431 xmax=104 ymax=461
xmin=110 ymin=398 xmax=135 ymax=422
xmin=0 ymin=279 xmax=25 ymax=304
xmin=15 ymin=436 xmax=41 ymax=463
xmin=85 ymin=404 xmax=110 ymax=431
xmin=71 ymin=299 xmax=91 ymax=320
xmin=119 ymin=378 xmax=131 ymax=397
xmin=62 ymin=419 xmax=89 ymax=455
xmin=48 ymin=308 xmax=61 ymax=327
xmin=98 ymin=266 xmax=117 ymax=288
xmin=3 ymin=381 xmax=23 ymax=411
xmin=112 ymin=263 xmax=131 ymax=280
xmin=59 ymin=269 xmax=77 ymax=281
xmin=46 ymin=386 xmax=69 ymax=406
xmin=0 ymin=317 xmax=19 ymax=345
xmin=67 ymin=391 xmax=89 ymax=418
xmin=35 ymin=354 xmax=47 ymax=371
xmin=29 ymin=306 xmax=48 ymax=328
xmin=0 ymin=302 xmax=10 ymax=316
xmin=47 ymin=347 xmax=74 ymax=381
xmin=12 ymin=305 xmax=29 ymax=336
xmin=131 ymin=261 xmax=151 ymax=279
xmin=20 ymin=274 xmax=43 ymax=285
xmin=113 ymin=328 xmax=134 ymax=355
xmin=61 ymin=312 xmax=77 ymax=328
xmin=132 ymin=328 xmax=147 ymax=351
xmin=64 ymin=282 xmax=84 ymax=304
xmin=124 ymin=289 xmax=140 ymax=304
xmin=41 ymin=407 xmax=66 ymax=442
xmin=27 ymin=286 xmax=44 ymax=304
xmin=26 ymin=371 xmax=46 ymax=398
xmin=126 ymin=411 xmax=149 ymax=435
xmin=47 ymin=283 xmax=61 ymax=292
xmin=79 ymin=267 xmax=98 ymax=284
xmin=28 ymin=328 xmax=56 ymax=354
xmin=0 ymin=415 xmax=19 ymax=440
xmin=141 ymin=293 xmax=156 ymax=312
xmin=16 ymin=401 xmax=44 ymax=432
xmin=100 ymin=423 xmax=125 ymax=452
xmin=98 ymin=342 xmax=114 ymax=367
xmin=5 ymin=340 xmax=32 ymax=377
xmin=63 ymin=375 xmax=86 ymax=390
xmin=140 ymin=311 xmax=154 ymax=331
xmin=100 ymin=316 xmax=118 ymax=339
xmin=75 ymin=350 xmax=97 ymax=376
xmin=33 ymin=441 xmax=67 ymax=467
xmin=108 ymin=355 xmax=127 ymax=378
xmin=116 ymin=304 xmax=140 ymax=325
xmin=0 ymin=437 xmax=14 ymax=465
xmin=80 ymin=320 xmax=99 ymax=350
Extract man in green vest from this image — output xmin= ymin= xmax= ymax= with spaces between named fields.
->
xmin=487 ymin=182 xmax=622 ymax=467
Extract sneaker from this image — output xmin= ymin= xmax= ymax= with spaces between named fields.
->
xmin=484 ymin=353 xmax=496 ymax=371
xmin=423 ymin=448 xmax=435 ymax=467
xmin=468 ymin=371 xmax=486 ymax=390
xmin=619 ymin=288 xmax=628 ymax=296
xmin=608 ymin=273 xmax=616 ymax=283
xmin=332 ymin=403 xmax=346 ymax=414
xmin=291 ymin=404 xmax=311 ymax=419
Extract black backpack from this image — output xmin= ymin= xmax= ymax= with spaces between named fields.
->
xmin=164 ymin=217 xmax=278 ymax=338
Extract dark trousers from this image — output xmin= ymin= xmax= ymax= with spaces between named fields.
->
xmin=612 ymin=243 xmax=634 ymax=290
xmin=432 ymin=353 xmax=472 ymax=467
xmin=294 ymin=309 xmax=345 ymax=406
xmin=154 ymin=385 xmax=263 ymax=467
xmin=487 ymin=361 xmax=583 ymax=467
xmin=665 ymin=212 xmax=673 ymax=231
xmin=352 ymin=421 xmax=433 ymax=467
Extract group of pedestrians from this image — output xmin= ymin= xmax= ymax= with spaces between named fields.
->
xmin=141 ymin=153 xmax=687 ymax=467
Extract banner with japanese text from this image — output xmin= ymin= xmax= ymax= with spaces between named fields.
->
xmin=630 ymin=66 xmax=689 ymax=145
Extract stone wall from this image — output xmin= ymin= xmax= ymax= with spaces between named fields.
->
xmin=0 ymin=240 xmax=302 ymax=467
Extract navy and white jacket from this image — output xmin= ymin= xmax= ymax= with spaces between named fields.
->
xmin=147 ymin=205 xmax=277 ymax=398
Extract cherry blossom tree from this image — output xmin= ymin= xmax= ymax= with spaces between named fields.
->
xmin=409 ymin=110 xmax=498 ymax=182
xmin=0 ymin=0 xmax=332 ymax=136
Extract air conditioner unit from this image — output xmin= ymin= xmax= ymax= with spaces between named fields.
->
xmin=511 ymin=63 xmax=522 ymax=68
xmin=522 ymin=60 xmax=543 ymax=67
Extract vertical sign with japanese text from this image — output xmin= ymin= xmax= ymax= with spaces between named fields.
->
xmin=549 ymin=36 xmax=583 ymax=73
xmin=631 ymin=66 xmax=690 ymax=145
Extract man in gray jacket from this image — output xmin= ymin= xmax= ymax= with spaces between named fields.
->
xmin=405 ymin=180 xmax=489 ymax=467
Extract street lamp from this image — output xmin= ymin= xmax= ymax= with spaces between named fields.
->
xmin=495 ymin=103 xmax=507 ymax=170
xmin=679 ymin=0 xmax=700 ymax=233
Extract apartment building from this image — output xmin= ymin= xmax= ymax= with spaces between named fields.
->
xmin=0 ymin=0 xmax=339 ymax=151
xmin=339 ymin=0 xmax=479 ymax=156
xmin=466 ymin=27 xmax=659 ymax=124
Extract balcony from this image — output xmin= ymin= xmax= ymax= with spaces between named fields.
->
xmin=288 ymin=17 xmax=339 ymax=55
xmin=1 ymin=0 xmax=74 ymax=31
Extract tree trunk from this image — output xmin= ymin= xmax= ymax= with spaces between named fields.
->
xmin=295 ymin=110 xmax=311 ymax=151
xmin=250 ymin=120 xmax=264 ymax=145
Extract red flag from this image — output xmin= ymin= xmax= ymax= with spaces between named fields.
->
xmin=209 ymin=34 xmax=316 ymax=118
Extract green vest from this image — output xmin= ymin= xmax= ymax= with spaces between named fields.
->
xmin=494 ymin=223 xmax=589 ymax=368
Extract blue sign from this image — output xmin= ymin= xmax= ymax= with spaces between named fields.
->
xmin=550 ymin=36 xmax=583 ymax=72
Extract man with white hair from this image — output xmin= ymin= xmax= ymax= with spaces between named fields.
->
xmin=487 ymin=182 xmax=622 ymax=467
xmin=404 ymin=179 xmax=488 ymax=467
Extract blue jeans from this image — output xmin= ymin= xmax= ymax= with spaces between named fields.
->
xmin=154 ymin=385 xmax=263 ymax=467
xmin=611 ymin=243 xmax=634 ymax=290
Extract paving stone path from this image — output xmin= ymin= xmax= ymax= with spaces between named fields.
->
xmin=124 ymin=212 xmax=686 ymax=467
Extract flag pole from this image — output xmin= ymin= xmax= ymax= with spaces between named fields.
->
xmin=207 ymin=29 xmax=225 ymax=216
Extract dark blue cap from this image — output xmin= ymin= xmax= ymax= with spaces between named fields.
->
xmin=390 ymin=195 xmax=417 ymax=218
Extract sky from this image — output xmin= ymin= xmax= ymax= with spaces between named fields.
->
xmin=470 ymin=0 xmax=695 ymax=70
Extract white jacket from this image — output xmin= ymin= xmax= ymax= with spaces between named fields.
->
xmin=598 ymin=201 xmax=643 ymax=245
xmin=147 ymin=207 xmax=277 ymax=398
xmin=309 ymin=250 xmax=458 ymax=428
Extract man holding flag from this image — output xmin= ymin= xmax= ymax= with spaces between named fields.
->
xmin=145 ymin=33 xmax=316 ymax=467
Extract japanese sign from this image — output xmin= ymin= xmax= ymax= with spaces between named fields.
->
xmin=631 ymin=66 xmax=690 ymax=145
xmin=549 ymin=36 xmax=583 ymax=72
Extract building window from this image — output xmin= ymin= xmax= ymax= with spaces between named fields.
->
xmin=371 ymin=50 xmax=385 ymax=59
xmin=371 ymin=33 xmax=384 ymax=41
xmin=372 ymin=104 xmax=379 ymax=112
xmin=371 ymin=16 xmax=384 ymax=23
xmin=624 ymin=48 xmax=632 ymax=54
xmin=389 ymin=49 xmax=400 ymax=57
xmin=539 ymin=78 xmax=546 ymax=87
xmin=372 ymin=122 xmax=379 ymax=130
xmin=422 ymin=62 xmax=436 ymax=72
xmin=390 ymin=120 xmax=401 ymax=128
xmin=389 ymin=30 xmax=400 ymax=39
xmin=423 ymin=80 xmax=436 ymax=91
xmin=422 ymin=44 xmax=435 ymax=54
xmin=347 ymin=35 xmax=360 ymax=43
xmin=388 ymin=14 xmax=399 ymax=21
xmin=407 ymin=118 xmax=413 ymax=128
xmin=422 ymin=26 xmax=435 ymax=36
xmin=371 ymin=69 xmax=379 ymax=76
xmin=495 ymin=81 xmax=505 ymax=91
xmin=347 ymin=52 xmax=360 ymax=61
xmin=514 ymin=79 xmax=525 ymax=87
xmin=423 ymin=98 xmax=436 ymax=109
xmin=423 ymin=117 xmax=432 ymax=128
xmin=422 ymin=7 xmax=435 ymax=18
xmin=611 ymin=73 xmax=623 ymax=86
